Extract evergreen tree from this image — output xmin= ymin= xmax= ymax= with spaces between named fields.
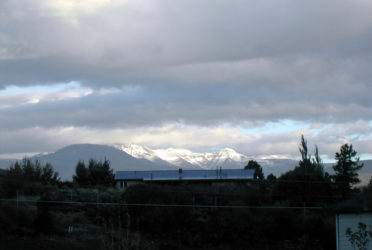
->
xmin=73 ymin=161 xmax=89 ymax=186
xmin=267 ymin=173 xmax=277 ymax=181
xmin=102 ymin=158 xmax=114 ymax=186
xmin=88 ymin=159 xmax=101 ymax=185
xmin=4 ymin=159 xmax=59 ymax=196
xmin=21 ymin=158 xmax=35 ymax=181
xmin=6 ymin=158 xmax=59 ymax=184
xmin=73 ymin=159 xmax=114 ymax=187
xmin=276 ymin=135 xmax=331 ymax=204
xmin=8 ymin=161 xmax=22 ymax=176
xmin=244 ymin=160 xmax=264 ymax=180
xmin=41 ymin=163 xmax=60 ymax=185
xmin=312 ymin=145 xmax=324 ymax=175
xmin=297 ymin=135 xmax=323 ymax=175
xmin=332 ymin=144 xmax=363 ymax=197
xmin=34 ymin=160 xmax=42 ymax=182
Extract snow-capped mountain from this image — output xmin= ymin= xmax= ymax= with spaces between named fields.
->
xmin=114 ymin=144 xmax=250 ymax=170
xmin=1 ymin=143 xmax=371 ymax=184
xmin=112 ymin=144 xmax=308 ymax=177
xmin=114 ymin=143 xmax=160 ymax=162
xmin=112 ymin=144 xmax=199 ymax=169
xmin=204 ymin=148 xmax=250 ymax=169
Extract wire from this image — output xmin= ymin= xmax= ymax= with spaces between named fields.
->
xmin=0 ymin=198 xmax=323 ymax=209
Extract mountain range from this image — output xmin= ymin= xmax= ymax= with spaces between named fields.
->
xmin=0 ymin=143 xmax=371 ymax=184
xmin=114 ymin=144 xmax=250 ymax=169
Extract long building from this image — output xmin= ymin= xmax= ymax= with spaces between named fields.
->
xmin=115 ymin=168 xmax=254 ymax=189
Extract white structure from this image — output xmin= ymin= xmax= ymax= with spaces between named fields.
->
xmin=336 ymin=212 xmax=372 ymax=250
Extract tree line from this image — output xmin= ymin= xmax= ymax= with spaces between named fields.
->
xmin=245 ymin=135 xmax=364 ymax=200
xmin=0 ymin=135 xmax=370 ymax=249
xmin=73 ymin=158 xmax=114 ymax=187
xmin=2 ymin=158 xmax=115 ymax=196
xmin=1 ymin=135 xmax=366 ymax=199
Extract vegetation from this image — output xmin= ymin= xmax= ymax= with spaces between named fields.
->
xmin=121 ymin=182 xmax=335 ymax=249
xmin=8 ymin=158 xmax=60 ymax=185
xmin=0 ymin=135 xmax=368 ymax=249
xmin=3 ymin=158 xmax=60 ymax=196
xmin=244 ymin=160 xmax=264 ymax=180
xmin=276 ymin=135 xmax=332 ymax=204
xmin=346 ymin=222 xmax=372 ymax=250
xmin=332 ymin=144 xmax=364 ymax=197
xmin=73 ymin=158 xmax=114 ymax=187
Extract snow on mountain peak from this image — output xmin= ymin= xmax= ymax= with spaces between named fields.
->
xmin=152 ymin=148 xmax=199 ymax=166
xmin=217 ymin=148 xmax=249 ymax=161
xmin=113 ymin=143 xmax=158 ymax=161
xmin=114 ymin=144 xmax=250 ymax=169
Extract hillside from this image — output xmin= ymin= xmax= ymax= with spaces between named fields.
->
xmin=33 ymin=144 xmax=180 ymax=180
xmin=1 ymin=143 xmax=371 ymax=183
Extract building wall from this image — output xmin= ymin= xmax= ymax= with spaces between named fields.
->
xmin=336 ymin=213 xmax=372 ymax=250
xmin=116 ymin=180 xmax=142 ymax=190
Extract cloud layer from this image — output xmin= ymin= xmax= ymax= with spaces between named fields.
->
xmin=1 ymin=0 xmax=372 ymax=159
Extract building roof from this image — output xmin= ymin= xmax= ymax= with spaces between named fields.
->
xmin=115 ymin=169 xmax=254 ymax=182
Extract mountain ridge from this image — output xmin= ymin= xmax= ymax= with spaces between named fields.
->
xmin=114 ymin=144 xmax=251 ymax=170
xmin=31 ymin=144 xmax=181 ymax=180
xmin=0 ymin=143 xmax=370 ymax=184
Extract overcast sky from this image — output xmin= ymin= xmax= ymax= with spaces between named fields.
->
xmin=1 ymin=0 xmax=372 ymax=161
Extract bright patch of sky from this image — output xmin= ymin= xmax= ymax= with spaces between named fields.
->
xmin=240 ymin=120 xmax=311 ymax=136
xmin=40 ymin=0 xmax=128 ymax=28
xmin=0 ymin=82 xmax=137 ymax=98
xmin=0 ymin=81 xmax=82 ymax=96
xmin=321 ymin=153 xmax=372 ymax=164
xmin=359 ymin=154 xmax=372 ymax=161
xmin=310 ymin=124 xmax=334 ymax=137
xmin=346 ymin=133 xmax=368 ymax=141
xmin=0 ymin=81 xmax=94 ymax=109
xmin=0 ymin=152 xmax=43 ymax=160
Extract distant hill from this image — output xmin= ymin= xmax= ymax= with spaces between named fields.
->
xmin=259 ymin=159 xmax=298 ymax=177
xmin=0 ymin=143 xmax=370 ymax=184
xmin=0 ymin=144 xmax=183 ymax=180
xmin=0 ymin=159 xmax=16 ymax=170
xmin=324 ymin=161 xmax=372 ymax=186
xmin=32 ymin=144 xmax=183 ymax=180
xmin=359 ymin=160 xmax=372 ymax=184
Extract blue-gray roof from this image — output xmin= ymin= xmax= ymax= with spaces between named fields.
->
xmin=115 ymin=169 xmax=254 ymax=181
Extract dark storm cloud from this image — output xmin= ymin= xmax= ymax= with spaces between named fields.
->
xmin=2 ymin=0 xmax=372 ymax=156
xmin=1 ymin=0 xmax=372 ymax=88
xmin=2 ymin=82 xmax=372 ymax=133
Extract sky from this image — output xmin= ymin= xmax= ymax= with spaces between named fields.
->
xmin=1 ymin=0 xmax=372 ymax=161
